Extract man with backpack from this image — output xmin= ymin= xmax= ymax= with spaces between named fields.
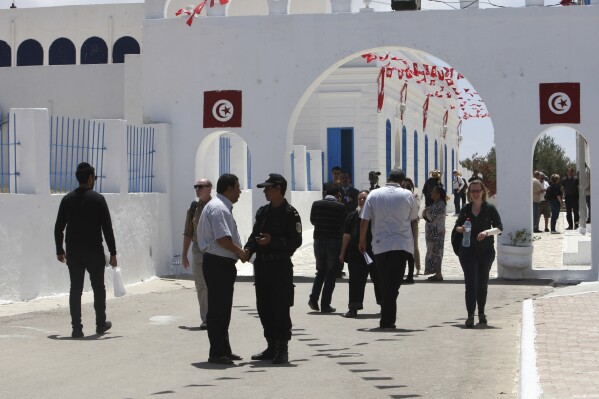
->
xmin=182 ymin=178 xmax=213 ymax=330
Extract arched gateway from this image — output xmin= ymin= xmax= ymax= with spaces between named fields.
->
xmin=140 ymin=2 xmax=598 ymax=280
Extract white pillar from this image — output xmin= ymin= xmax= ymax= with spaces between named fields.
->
xmin=93 ymin=119 xmax=128 ymax=194
xmin=9 ymin=108 xmax=49 ymax=194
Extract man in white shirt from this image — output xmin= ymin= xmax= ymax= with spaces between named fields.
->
xmin=359 ymin=168 xmax=419 ymax=329
xmin=198 ymin=173 xmax=248 ymax=365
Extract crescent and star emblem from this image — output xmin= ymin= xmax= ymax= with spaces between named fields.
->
xmin=547 ymin=92 xmax=571 ymax=115
xmin=212 ymin=99 xmax=234 ymax=122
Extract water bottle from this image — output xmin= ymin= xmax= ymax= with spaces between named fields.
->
xmin=462 ymin=218 xmax=471 ymax=247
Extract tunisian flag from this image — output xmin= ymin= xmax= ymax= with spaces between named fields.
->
xmin=539 ymin=83 xmax=580 ymax=124
xmin=203 ymin=90 xmax=242 ymax=128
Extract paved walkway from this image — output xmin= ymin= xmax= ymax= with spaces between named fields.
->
xmin=2 ymin=211 xmax=594 ymax=398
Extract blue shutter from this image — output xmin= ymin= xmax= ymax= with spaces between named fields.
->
xmin=401 ymin=126 xmax=407 ymax=173
xmin=413 ymin=130 xmax=418 ymax=187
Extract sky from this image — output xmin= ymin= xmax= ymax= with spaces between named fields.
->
xmin=4 ymin=0 xmax=577 ymax=161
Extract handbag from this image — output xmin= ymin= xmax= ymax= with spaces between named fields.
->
xmin=451 ymin=227 xmax=463 ymax=256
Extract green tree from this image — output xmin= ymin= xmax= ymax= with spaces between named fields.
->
xmin=460 ymin=147 xmax=497 ymax=197
xmin=533 ymin=135 xmax=572 ymax=177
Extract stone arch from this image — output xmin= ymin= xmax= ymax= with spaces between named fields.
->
xmin=81 ymin=36 xmax=108 ymax=65
xmin=17 ymin=39 xmax=43 ymax=66
xmin=195 ymin=130 xmax=251 ymax=190
xmin=0 ymin=40 xmax=10 ymax=67
xmin=112 ymin=36 xmax=140 ymax=64
xmin=49 ymin=38 xmax=76 ymax=65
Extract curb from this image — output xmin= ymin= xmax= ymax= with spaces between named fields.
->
xmin=520 ymin=298 xmax=541 ymax=399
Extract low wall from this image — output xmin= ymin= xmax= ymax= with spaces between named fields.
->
xmin=0 ymin=192 xmax=171 ymax=302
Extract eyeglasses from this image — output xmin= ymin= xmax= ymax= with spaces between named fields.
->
xmin=469 ymin=189 xmax=482 ymax=193
xmin=93 ymin=175 xmax=98 ymax=181
xmin=194 ymin=184 xmax=211 ymax=189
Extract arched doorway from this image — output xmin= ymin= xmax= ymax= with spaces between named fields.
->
xmin=49 ymin=38 xmax=76 ymax=65
xmin=112 ymin=36 xmax=140 ymax=64
xmin=17 ymin=39 xmax=43 ymax=66
xmin=81 ymin=37 xmax=108 ymax=64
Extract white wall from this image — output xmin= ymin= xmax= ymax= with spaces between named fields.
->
xmin=0 ymin=192 xmax=170 ymax=302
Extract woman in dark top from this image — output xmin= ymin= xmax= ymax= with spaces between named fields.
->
xmin=454 ymin=181 xmax=503 ymax=328
xmin=545 ymin=174 xmax=562 ymax=234
xmin=339 ymin=190 xmax=380 ymax=318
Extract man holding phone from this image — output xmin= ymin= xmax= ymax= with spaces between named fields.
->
xmin=244 ymin=173 xmax=302 ymax=364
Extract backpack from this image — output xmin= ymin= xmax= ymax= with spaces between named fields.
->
xmin=189 ymin=200 xmax=198 ymax=216
xmin=459 ymin=178 xmax=468 ymax=194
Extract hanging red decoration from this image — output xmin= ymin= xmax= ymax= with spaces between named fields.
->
xmin=377 ymin=67 xmax=385 ymax=113
xmin=184 ymin=0 xmax=229 ymax=26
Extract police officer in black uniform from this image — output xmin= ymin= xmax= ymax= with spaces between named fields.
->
xmin=244 ymin=173 xmax=302 ymax=364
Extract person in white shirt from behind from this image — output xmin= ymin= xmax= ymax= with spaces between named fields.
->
xmin=359 ymin=168 xmax=419 ymax=329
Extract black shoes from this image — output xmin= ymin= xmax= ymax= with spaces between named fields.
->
xmin=544 ymin=228 xmax=550 ymax=232
xmin=208 ymin=356 xmax=234 ymax=365
xmin=227 ymin=353 xmax=243 ymax=361
xmin=321 ymin=305 xmax=336 ymax=313
xmin=343 ymin=309 xmax=357 ymax=318
xmin=465 ymin=316 xmax=475 ymax=328
xmin=379 ymin=324 xmax=396 ymax=329
xmin=96 ymin=321 xmax=112 ymax=335
xmin=71 ymin=329 xmax=84 ymax=339
xmin=478 ymin=314 xmax=487 ymax=325
xmin=199 ymin=321 xmax=208 ymax=330
xmin=251 ymin=345 xmax=276 ymax=361
xmin=403 ymin=278 xmax=415 ymax=285
xmin=308 ymin=300 xmax=320 ymax=311
xmin=272 ymin=341 xmax=289 ymax=364
xmin=533 ymin=229 xmax=542 ymax=233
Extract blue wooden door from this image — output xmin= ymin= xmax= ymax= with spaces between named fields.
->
xmin=327 ymin=127 xmax=354 ymax=181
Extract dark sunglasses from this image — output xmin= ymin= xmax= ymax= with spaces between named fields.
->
xmin=194 ymin=184 xmax=211 ymax=189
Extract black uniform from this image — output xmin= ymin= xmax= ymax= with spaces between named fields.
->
xmin=245 ymin=200 xmax=302 ymax=342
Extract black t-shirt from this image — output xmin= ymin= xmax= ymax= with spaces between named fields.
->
xmin=455 ymin=202 xmax=503 ymax=249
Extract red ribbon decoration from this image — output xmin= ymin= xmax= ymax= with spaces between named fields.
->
xmin=377 ymin=68 xmax=385 ymax=113
xmin=186 ymin=0 xmax=230 ymax=26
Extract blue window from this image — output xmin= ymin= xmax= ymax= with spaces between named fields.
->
xmin=424 ymin=135 xmax=429 ymax=183
xmin=401 ymin=126 xmax=407 ymax=173
xmin=434 ymin=139 xmax=438 ymax=169
xmin=444 ymin=144 xmax=448 ymax=189
xmin=413 ymin=130 xmax=418 ymax=187
xmin=385 ymin=120 xmax=392 ymax=177
xmin=451 ymin=149 xmax=455 ymax=176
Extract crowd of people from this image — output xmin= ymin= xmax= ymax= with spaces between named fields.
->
xmin=532 ymin=165 xmax=591 ymax=234
xmin=54 ymin=162 xmax=509 ymax=366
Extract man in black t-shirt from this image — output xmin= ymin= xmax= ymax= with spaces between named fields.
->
xmin=561 ymin=166 xmax=579 ymax=230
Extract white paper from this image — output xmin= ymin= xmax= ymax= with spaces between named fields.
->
xmin=363 ymin=252 xmax=374 ymax=265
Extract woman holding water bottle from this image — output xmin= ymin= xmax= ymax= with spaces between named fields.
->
xmin=454 ymin=181 xmax=503 ymax=328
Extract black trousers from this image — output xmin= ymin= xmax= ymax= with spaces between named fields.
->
xmin=458 ymin=246 xmax=495 ymax=316
xmin=66 ymin=250 xmax=106 ymax=329
xmin=203 ymin=252 xmax=237 ymax=358
xmin=565 ymin=194 xmax=579 ymax=228
xmin=347 ymin=256 xmax=380 ymax=310
xmin=254 ymin=258 xmax=294 ymax=342
xmin=374 ymin=250 xmax=408 ymax=327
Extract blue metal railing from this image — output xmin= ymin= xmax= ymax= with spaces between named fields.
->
xmin=127 ymin=125 xmax=155 ymax=193
xmin=218 ymin=137 xmax=231 ymax=176
xmin=0 ymin=112 xmax=19 ymax=193
xmin=50 ymin=116 xmax=105 ymax=193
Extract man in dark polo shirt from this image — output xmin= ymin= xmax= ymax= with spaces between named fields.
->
xmin=54 ymin=162 xmax=117 ymax=339
xmin=561 ymin=166 xmax=580 ymax=230
xmin=308 ymin=186 xmax=346 ymax=313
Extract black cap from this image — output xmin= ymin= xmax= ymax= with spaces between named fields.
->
xmin=257 ymin=173 xmax=287 ymax=189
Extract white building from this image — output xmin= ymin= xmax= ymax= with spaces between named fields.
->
xmin=0 ymin=0 xmax=597 ymax=301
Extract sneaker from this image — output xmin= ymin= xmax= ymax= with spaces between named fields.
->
xmin=308 ymin=300 xmax=320 ymax=312
xmin=320 ymin=305 xmax=336 ymax=313
xmin=96 ymin=321 xmax=112 ymax=335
